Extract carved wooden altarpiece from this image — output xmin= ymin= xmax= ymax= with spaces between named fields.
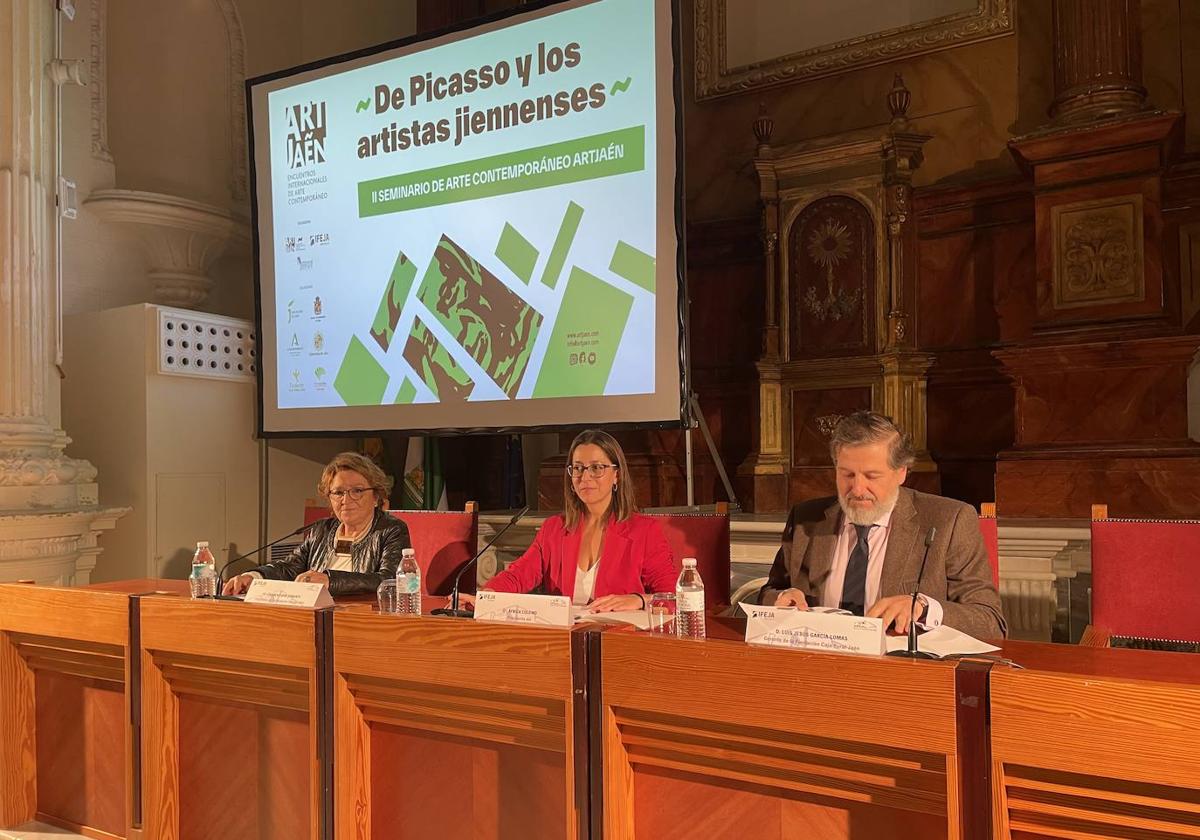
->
xmin=738 ymin=77 xmax=938 ymax=513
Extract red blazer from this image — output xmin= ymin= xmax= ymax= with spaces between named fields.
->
xmin=484 ymin=513 xmax=677 ymax=602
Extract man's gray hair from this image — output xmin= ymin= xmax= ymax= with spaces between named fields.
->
xmin=829 ymin=411 xmax=915 ymax=470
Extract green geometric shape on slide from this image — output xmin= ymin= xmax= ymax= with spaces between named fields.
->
xmin=394 ymin=378 xmax=417 ymax=404
xmin=334 ymin=335 xmax=390 ymax=406
xmin=609 ymin=241 xmax=656 ymax=293
xmin=369 ymin=251 xmax=419 ymax=352
xmin=495 ymin=222 xmax=539 ymax=284
xmin=539 ymin=201 xmax=584 ymax=290
xmin=533 ymin=266 xmax=634 ymax=398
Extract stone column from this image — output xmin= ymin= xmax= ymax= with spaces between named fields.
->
xmin=1050 ymin=0 xmax=1147 ymax=124
xmin=0 ymin=2 xmax=125 ymax=584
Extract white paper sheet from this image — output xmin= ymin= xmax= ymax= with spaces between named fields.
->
xmin=884 ymin=624 xmax=1001 ymax=656
xmin=570 ymin=606 xmax=651 ymax=629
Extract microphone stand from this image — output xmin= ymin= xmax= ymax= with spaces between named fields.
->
xmin=431 ymin=506 xmax=530 ymax=617
xmin=886 ymin=527 xmax=938 ymax=659
xmin=215 ymin=520 xmax=320 ymax=592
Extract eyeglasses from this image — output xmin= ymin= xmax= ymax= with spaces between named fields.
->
xmin=328 ymin=487 xmax=375 ymax=501
xmin=566 ymin=463 xmax=618 ymax=479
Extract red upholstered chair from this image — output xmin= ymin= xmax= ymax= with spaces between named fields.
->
xmin=387 ymin=503 xmax=480 ymax=596
xmin=303 ymin=499 xmax=331 ymax=526
xmin=978 ymin=502 xmax=1000 ymax=588
xmin=1086 ymin=504 xmax=1200 ymax=647
xmin=642 ymin=503 xmax=731 ymax=609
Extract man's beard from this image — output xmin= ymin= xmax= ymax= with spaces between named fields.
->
xmin=839 ymin=487 xmax=900 ymax=526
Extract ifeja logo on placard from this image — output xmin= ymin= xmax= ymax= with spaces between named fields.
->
xmin=285 ymin=100 xmax=328 ymax=169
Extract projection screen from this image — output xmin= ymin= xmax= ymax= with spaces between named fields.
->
xmin=247 ymin=0 xmax=684 ymax=436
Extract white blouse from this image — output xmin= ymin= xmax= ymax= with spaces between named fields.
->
xmin=572 ymin=560 xmax=600 ymax=606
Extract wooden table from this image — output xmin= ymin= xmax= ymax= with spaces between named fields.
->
xmin=138 ymin=594 xmax=332 ymax=840
xmin=331 ymin=607 xmax=590 ymax=840
xmin=597 ymin=618 xmax=990 ymax=840
xmin=0 ymin=579 xmax=182 ymax=840
xmin=990 ymin=640 xmax=1200 ymax=839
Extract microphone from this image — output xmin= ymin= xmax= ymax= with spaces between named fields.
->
xmin=217 ymin=519 xmax=325 ymax=588
xmin=431 ymin=506 xmax=530 ymax=618
xmin=886 ymin=526 xmax=938 ymax=659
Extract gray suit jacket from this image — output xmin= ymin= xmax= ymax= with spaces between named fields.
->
xmin=759 ymin=488 xmax=1006 ymax=640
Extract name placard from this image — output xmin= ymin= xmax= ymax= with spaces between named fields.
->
xmin=740 ymin=603 xmax=885 ymax=656
xmin=474 ymin=591 xmax=571 ymax=628
xmin=244 ymin=579 xmax=334 ymax=609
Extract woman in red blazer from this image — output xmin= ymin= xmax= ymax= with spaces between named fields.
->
xmin=462 ymin=429 xmax=676 ymax=612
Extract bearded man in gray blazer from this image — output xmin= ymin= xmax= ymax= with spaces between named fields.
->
xmin=760 ymin=411 xmax=1006 ymax=641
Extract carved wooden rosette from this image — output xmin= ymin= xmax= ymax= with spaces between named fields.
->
xmin=738 ymin=83 xmax=935 ymax=512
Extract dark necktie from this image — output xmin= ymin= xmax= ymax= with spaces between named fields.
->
xmin=840 ymin=524 xmax=874 ymax=616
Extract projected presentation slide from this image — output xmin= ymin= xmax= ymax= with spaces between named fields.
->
xmin=250 ymin=0 xmax=681 ymax=434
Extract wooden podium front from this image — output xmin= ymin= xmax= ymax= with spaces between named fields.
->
xmin=0 ymin=583 xmax=139 ymax=839
xmin=599 ymin=631 xmax=987 ymax=840
xmin=138 ymin=597 xmax=331 ymax=840
xmin=990 ymin=641 xmax=1200 ymax=839
xmin=331 ymin=612 xmax=589 ymax=840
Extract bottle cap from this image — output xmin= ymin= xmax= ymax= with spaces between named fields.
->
xmin=401 ymin=548 xmax=415 ymax=556
xmin=682 ymin=557 xmax=697 ymax=568
xmin=197 ymin=541 xmax=209 ymax=548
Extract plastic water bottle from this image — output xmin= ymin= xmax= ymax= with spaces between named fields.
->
xmin=395 ymin=548 xmax=421 ymax=615
xmin=189 ymin=541 xmax=217 ymax=599
xmin=675 ymin=557 xmax=706 ymax=639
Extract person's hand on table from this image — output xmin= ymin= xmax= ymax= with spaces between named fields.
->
xmin=587 ymin=594 xmax=645 ymax=613
xmin=222 ymin=573 xmax=255 ymax=595
xmin=773 ymin=588 xmax=810 ymax=608
xmin=296 ymin=571 xmax=329 ymax=586
xmin=455 ymin=592 xmax=476 ymax=610
xmin=867 ymin=595 xmax=923 ymax=635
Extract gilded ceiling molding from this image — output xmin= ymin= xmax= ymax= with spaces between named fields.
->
xmin=694 ymin=0 xmax=1014 ymax=101
xmin=89 ymin=0 xmax=112 ymax=162
xmin=215 ymin=0 xmax=248 ymax=203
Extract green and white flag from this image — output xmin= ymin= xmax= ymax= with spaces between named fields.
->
xmin=401 ymin=436 xmax=447 ymax=510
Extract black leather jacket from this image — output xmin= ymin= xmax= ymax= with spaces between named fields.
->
xmin=252 ymin=508 xmax=410 ymax=596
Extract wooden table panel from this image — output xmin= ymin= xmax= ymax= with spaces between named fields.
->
xmin=332 ymin=612 xmax=584 ymax=840
xmin=0 ymin=584 xmax=134 ymax=838
xmin=601 ymin=634 xmax=965 ymax=840
xmin=34 ymin=671 xmax=127 ymax=838
xmin=139 ymin=596 xmax=325 ymax=840
xmin=367 ymin=725 xmax=567 ymax=840
xmin=991 ymin=642 xmax=1200 ymax=839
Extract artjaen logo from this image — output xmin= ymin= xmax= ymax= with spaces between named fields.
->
xmin=285 ymin=101 xmax=327 ymax=169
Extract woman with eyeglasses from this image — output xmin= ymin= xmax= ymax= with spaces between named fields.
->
xmin=222 ymin=451 xmax=410 ymax=596
xmin=459 ymin=429 xmax=675 ymax=612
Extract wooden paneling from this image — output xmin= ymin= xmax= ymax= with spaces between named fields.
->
xmin=600 ymin=633 xmax=964 ymax=840
xmin=332 ymin=613 xmax=583 ymax=840
xmin=991 ymin=642 xmax=1200 ymax=839
xmin=176 ymin=698 xmax=309 ymax=840
xmin=790 ymin=386 xmax=872 ymax=466
xmin=34 ymin=671 xmax=126 ymax=838
xmin=0 ymin=584 xmax=133 ymax=838
xmin=139 ymin=597 xmax=323 ymax=840
xmin=367 ymin=726 xmax=566 ymax=840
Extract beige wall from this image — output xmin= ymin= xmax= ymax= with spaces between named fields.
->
xmin=62 ymin=0 xmax=418 ymax=321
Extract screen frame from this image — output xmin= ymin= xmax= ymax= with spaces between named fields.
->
xmin=246 ymin=0 xmax=689 ymax=439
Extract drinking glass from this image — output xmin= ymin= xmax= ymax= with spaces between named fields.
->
xmin=648 ymin=592 xmax=676 ymax=635
xmin=377 ymin=579 xmax=399 ymax=614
